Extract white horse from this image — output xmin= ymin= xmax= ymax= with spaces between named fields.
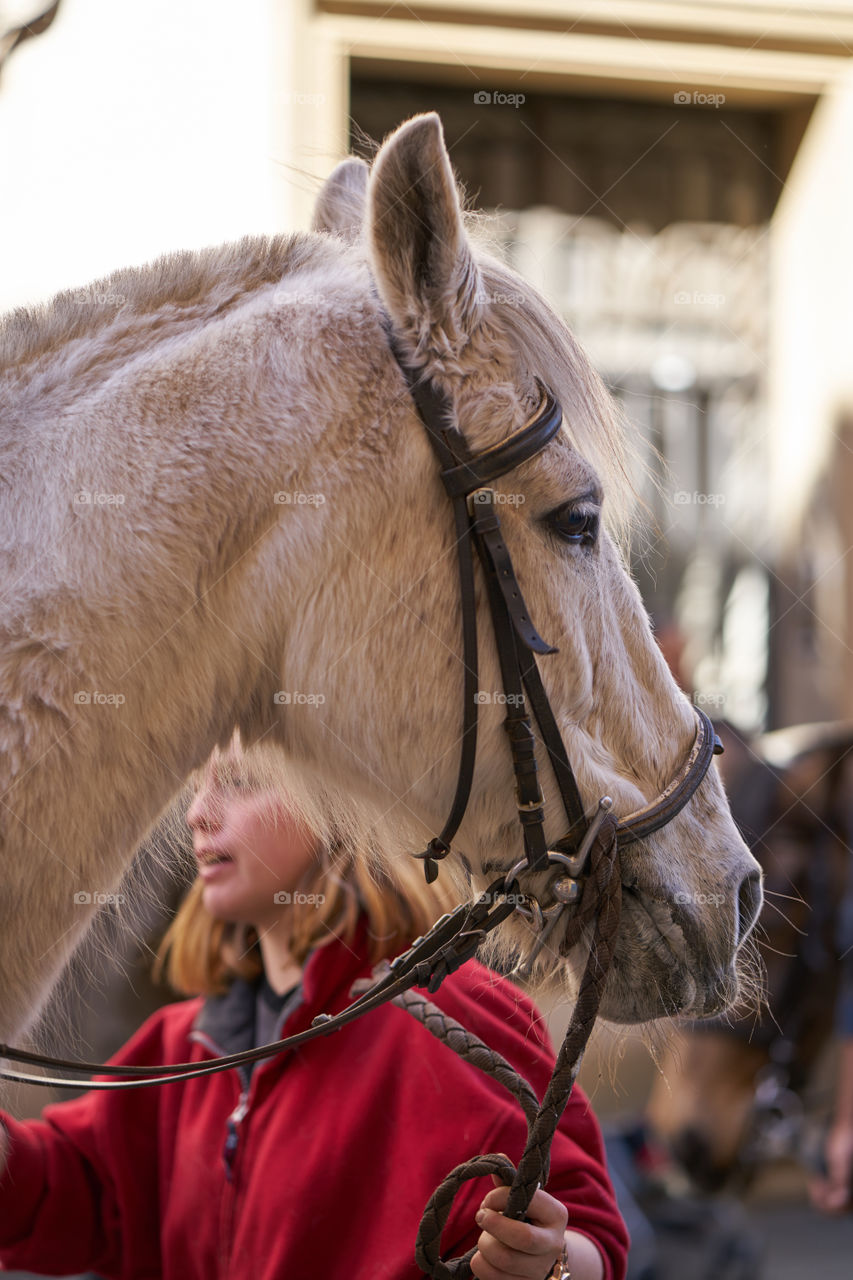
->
xmin=0 ymin=114 xmax=761 ymax=1048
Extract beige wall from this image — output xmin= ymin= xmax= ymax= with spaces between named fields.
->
xmin=767 ymin=65 xmax=853 ymax=717
xmin=770 ymin=65 xmax=853 ymax=532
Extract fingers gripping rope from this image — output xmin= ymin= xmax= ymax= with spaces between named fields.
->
xmin=413 ymin=1152 xmax=518 ymax=1280
xmin=404 ymin=816 xmax=622 ymax=1280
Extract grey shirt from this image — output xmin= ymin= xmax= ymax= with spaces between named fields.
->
xmin=253 ymin=973 xmax=302 ymax=1050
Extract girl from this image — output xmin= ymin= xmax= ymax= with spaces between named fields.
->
xmin=0 ymin=738 xmax=628 ymax=1280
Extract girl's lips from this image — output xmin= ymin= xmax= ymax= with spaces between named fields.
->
xmin=197 ymin=858 xmax=235 ymax=882
xmin=194 ymin=846 xmax=235 ymax=876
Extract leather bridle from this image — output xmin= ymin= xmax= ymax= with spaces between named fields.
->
xmin=389 ymin=346 xmax=722 ymax=882
xmin=0 ymin=350 xmax=721 ymax=1091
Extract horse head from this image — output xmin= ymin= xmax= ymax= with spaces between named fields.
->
xmin=0 ymin=114 xmax=761 ymax=1045
xmin=276 ymin=113 xmax=762 ymax=1022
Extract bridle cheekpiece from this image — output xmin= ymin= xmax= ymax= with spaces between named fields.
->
xmin=391 ymin=343 xmax=722 ymax=908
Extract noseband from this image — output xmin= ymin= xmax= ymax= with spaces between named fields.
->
xmin=0 ymin=348 xmax=721 ymax=1093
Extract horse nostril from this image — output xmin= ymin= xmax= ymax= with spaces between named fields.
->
xmin=736 ymin=869 xmax=762 ymax=945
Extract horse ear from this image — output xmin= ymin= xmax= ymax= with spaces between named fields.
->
xmin=312 ymin=157 xmax=369 ymax=241
xmin=368 ymin=113 xmax=481 ymax=351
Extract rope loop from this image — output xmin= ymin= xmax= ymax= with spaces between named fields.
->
xmin=414 ymin=1152 xmax=518 ymax=1279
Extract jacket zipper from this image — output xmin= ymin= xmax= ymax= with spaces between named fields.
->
xmin=219 ymin=1072 xmax=250 ymax=1279
xmin=223 ymin=1085 xmax=250 ymax=1182
xmin=189 ymin=993 xmax=304 ymax=1273
xmin=189 ymin=1030 xmax=253 ymax=1181
xmin=190 ymin=1028 xmax=253 ymax=1275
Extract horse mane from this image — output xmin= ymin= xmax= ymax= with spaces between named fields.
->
xmin=2 ymin=210 xmax=639 ymax=542
xmin=0 ymin=232 xmax=338 ymax=371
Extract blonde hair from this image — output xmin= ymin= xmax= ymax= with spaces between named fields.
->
xmin=155 ymin=739 xmax=459 ymax=997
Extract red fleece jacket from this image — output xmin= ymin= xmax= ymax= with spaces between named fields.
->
xmin=0 ymin=920 xmax=628 ymax=1279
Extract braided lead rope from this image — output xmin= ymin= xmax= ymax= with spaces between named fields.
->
xmin=505 ymin=816 xmax=621 ymax=1219
xmin=393 ymin=989 xmax=541 ymax=1130
xmin=393 ymin=989 xmax=540 ymax=1280
xmin=411 ymin=815 xmax=622 ymax=1279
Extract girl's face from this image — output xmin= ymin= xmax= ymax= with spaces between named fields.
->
xmin=186 ymin=753 xmax=318 ymax=928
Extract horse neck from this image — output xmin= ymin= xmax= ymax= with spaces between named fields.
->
xmin=0 ymin=270 xmax=343 ymax=1040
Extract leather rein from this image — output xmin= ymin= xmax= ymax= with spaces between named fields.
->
xmin=0 ymin=352 xmax=721 ymax=1091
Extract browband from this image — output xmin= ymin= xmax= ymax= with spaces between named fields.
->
xmin=440 ymin=389 xmax=564 ymax=499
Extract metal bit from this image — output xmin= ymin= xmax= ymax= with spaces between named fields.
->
xmin=549 ymin=796 xmax=613 ymax=879
xmin=511 ymin=903 xmax=567 ymax=981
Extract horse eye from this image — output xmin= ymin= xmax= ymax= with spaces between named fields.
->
xmin=546 ymin=504 xmax=599 ymax=546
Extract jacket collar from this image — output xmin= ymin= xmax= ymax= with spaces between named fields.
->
xmin=191 ymin=973 xmax=260 ymax=1058
xmin=190 ymin=913 xmax=376 ymax=1059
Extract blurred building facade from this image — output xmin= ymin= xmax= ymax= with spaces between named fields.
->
xmin=3 ymin=0 xmax=853 ymax=729
xmin=291 ymin=0 xmax=853 ymax=732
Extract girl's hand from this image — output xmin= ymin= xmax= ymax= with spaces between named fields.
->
xmin=470 ymin=1176 xmax=567 ymax=1279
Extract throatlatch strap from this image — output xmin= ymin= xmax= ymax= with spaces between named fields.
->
xmin=415 ymin=490 xmax=481 ymax=883
xmin=384 ymin=346 xmax=483 ymax=881
xmin=385 ymin=336 xmax=590 ymax=880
